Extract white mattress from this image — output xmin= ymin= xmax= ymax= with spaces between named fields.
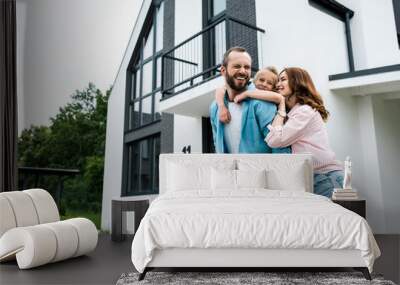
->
xmin=131 ymin=190 xmax=380 ymax=273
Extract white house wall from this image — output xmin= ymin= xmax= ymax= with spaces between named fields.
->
xmin=355 ymin=96 xmax=386 ymax=233
xmin=340 ymin=0 xmax=400 ymax=69
xmin=173 ymin=0 xmax=204 ymax=92
xmin=255 ymin=0 xmax=398 ymax=232
xmin=101 ymin=0 xmax=152 ymax=231
xmin=337 ymin=0 xmax=400 ymax=233
xmin=173 ymin=0 xmax=204 ymax=154
xmin=255 ymin=0 xmax=355 ymax=159
xmin=175 ymin=0 xmax=202 ymax=44
xmin=372 ymin=97 xmax=400 ymax=233
xmin=255 ymin=0 xmax=357 ymax=169
xmin=173 ymin=115 xmax=203 ymax=153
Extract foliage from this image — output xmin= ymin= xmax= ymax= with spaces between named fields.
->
xmin=18 ymin=83 xmax=111 ymax=227
xmin=18 ymin=126 xmax=52 ymax=167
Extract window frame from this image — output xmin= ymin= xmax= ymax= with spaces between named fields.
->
xmin=393 ymin=0 xmax=400 ymax=48
xmin=122 ymin=1 xmax=165 ymax=197
xmin=207 ymin=0 xmax=226 ymax=23
xmin=126 ymin=3 xmax=164 ymax=132
xmin=202 ymin=0 xmax=227 ymax=77
xmin=124 ymin=134 xmax=160 ymax=196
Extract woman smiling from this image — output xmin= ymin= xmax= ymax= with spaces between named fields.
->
xmin=265 ymin=67 xmax=344 ymax=198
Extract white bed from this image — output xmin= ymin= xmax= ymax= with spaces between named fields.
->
xmin=131 ymin=154 xmax=380 ymax=280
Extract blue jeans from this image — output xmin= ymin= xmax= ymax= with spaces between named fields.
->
xmin=314 ymin=170 xmax=344 ymax=198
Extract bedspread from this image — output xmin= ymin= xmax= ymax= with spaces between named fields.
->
xmin=131 ymin=190 xmax=380 ymax=272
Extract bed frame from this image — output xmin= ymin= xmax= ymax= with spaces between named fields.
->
xmin=137 ymin=154 xmax=372 ymax=281
xmin=139 ymin=248 xmax=371 ymax=280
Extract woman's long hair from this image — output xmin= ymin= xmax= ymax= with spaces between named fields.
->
xmin=282 ymin=67 xmax=329 ymax=122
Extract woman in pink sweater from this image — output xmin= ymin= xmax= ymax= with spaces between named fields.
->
xmin=267 ymin=67 xmax=343 ymax=197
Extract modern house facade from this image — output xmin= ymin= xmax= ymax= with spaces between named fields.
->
xmin=101 ymin=0 xmax=400 ymax=234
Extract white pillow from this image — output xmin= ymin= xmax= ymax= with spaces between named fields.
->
xmin=237 ymin=159 xmax=310 ymax=192
xmin=211 ymin=168 xmax=236 ymax=190
xmin=211 ymin=168 xmax=267 ymax=190
xmin=168 ymin=162 xmax=210 ymax=191
xmin=167 ymin=159 xmax=236 ymax=192
xmin=236 ymin=169 xmax=267 ymax=189
xmin=266 ymin=166 xmax=307 ymax=192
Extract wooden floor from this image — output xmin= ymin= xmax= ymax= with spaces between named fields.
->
xmin=0 ymin=234 xmax=398 ymax=285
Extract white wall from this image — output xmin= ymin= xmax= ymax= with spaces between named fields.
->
xmin=340 ymin=0 xmax=400 ymax=70
xmin=172 ymin=0 xmax=203 ymax=91
xmin=172 ymin=0 xmax=204 ymax=153
xmin=174 ymin=0 xmax=202 ymax=44
xmin=174 ymin=115 xmax=203 ymax=153
xmin=355 ymin=96 xmax=386 ymax=232
xmin=255 ymin=0 xmax=397 ymax=232
xmin=372 ymin=97 xmax=400 ymax=233
xmin=16 ymin=0 xmax=142 ymax=132
xmin=101 ymin=0 xmax=150 ymax=231
xmin=256 ymin=0 xmax=358 ymax=161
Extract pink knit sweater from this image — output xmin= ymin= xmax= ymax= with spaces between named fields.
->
xmin=265 ymin=103 xmax=343 ymax=173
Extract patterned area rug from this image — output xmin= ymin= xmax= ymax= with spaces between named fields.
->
xmin=116 ymin=271 xmax=396 ymax=285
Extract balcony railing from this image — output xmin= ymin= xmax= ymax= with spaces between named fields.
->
xmin=18 ymin=167 xmax=80 ymax=208
xmin=161 ymin=16 xmax=265 ymax=98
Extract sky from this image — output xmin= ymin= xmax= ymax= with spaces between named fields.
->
xmin=17 ymin=0 xmax=144 ymax=131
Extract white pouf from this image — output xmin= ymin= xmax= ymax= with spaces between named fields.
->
xmin=0 ymin=189 xmax=98 ymax=269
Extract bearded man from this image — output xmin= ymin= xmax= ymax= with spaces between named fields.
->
xmin=210 ymin=46 xmax=290 ymax=153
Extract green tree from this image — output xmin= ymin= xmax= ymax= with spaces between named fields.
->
xmin=18 ymin=83 xmax=111 ymax=228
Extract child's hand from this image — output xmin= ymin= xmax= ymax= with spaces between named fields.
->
xmin=234 ymin=91 xmax=248 ymax=103
xmin=219 ymin=105 xmax=231 ymax=124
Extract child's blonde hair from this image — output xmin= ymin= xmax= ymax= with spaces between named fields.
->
xmin=254 ymin=66 xmax=279 ymax=90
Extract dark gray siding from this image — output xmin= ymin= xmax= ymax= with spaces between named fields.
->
xmin=160 ymin=0 xmax=175 ymax=154
xmin=226 ymin=0 xmax=259 ymax=70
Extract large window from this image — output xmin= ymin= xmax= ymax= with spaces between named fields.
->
xmin=127 ymin=3 xmax=164 ymax=130
xmin=209 ymin=0 xmax=226 ymax=18
xmin=126 ymin=135 xmax=160 ymax=196
xmin=203 ymin=0 xmax=227 ymax=77
xmin=123 ymin=2 xmax=164 ymax=196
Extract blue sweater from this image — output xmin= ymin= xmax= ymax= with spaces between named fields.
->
xmin=209 ymin=86 xmax=291 ymax=154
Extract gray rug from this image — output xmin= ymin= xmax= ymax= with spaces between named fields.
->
xmin=116 ymin=271 xmax=396 ymax=285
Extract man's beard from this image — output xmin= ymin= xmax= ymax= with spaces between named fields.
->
xmin=225 ymin=71 xmax=249 ymax=92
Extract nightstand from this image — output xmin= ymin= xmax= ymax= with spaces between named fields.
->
xmin=332 ymin=199 xmax=366 ymax=218
xmin=112 ymin=198 xmax=150 ymax=242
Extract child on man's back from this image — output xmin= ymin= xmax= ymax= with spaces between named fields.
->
xmin=254 ymin=66 xmax=279 ymax=91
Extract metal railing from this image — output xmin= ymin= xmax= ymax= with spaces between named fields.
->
xmin=161 ymin=16 xmax=265 ymax=98
xmin=18 ymin=167 xmax=80 ymax=208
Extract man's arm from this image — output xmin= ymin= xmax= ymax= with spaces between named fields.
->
xmin=215 ymin=87 xmax=231 ymax=123
xmin=209 ymin=101 xmax=219 ymax=151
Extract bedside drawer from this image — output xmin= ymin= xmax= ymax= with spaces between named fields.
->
xmin=332 ymin=199 xmax=366 ymax=218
